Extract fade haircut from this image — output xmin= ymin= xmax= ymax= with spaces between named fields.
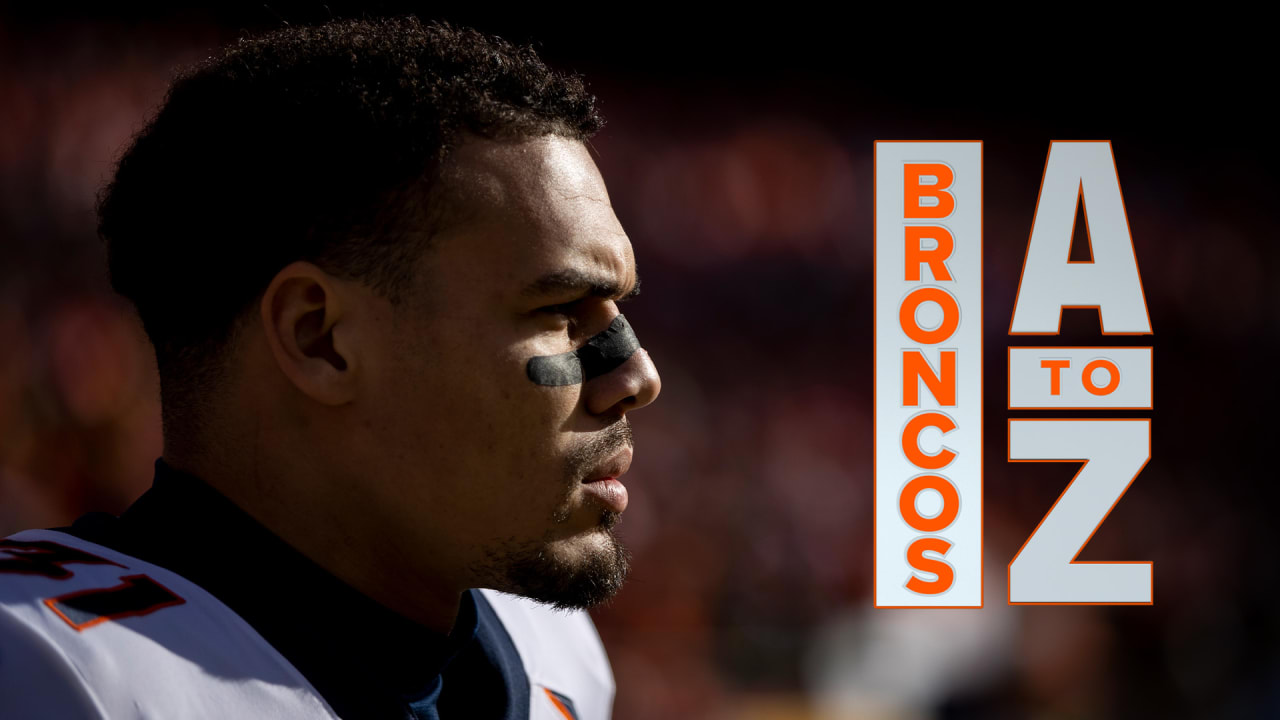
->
xmin=97 ymin=16 xmax=603 ymax=448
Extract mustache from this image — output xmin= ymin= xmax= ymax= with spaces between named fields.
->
xmin=565 ymin=418 xmax=633 ymax=482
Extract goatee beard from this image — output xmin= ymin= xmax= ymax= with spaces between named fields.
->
xmin=491 ymin=514 xmax=631 ymax=610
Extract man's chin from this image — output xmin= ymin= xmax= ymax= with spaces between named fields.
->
xmin=495 ymin=523 xmax=631 ymax=611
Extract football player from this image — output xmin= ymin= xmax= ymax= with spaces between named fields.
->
xmin=0 ymin=16 xmax=661 ymax=719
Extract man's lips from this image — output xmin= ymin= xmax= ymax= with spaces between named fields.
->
xmin=583 ymin=446 xmax=632 ymax=482
xmin=581 ymin=446 xmax=632 ymax=513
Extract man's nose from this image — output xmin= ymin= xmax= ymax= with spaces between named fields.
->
xmin=585 ymin=347 xmax=661 ymax=417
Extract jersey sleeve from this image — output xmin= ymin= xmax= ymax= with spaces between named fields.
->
xmin=0 ymin=605 xmax=108 ymax=719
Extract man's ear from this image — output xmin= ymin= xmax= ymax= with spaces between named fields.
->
xmin=260 ymin=260 xmax=357 ymax=406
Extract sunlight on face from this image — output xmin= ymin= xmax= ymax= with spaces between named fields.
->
xmin=365 ymin=134 xmax=661 ymax=608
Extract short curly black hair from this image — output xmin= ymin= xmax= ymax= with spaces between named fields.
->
xmin=97 ymin=16 xmax=603 ymax=447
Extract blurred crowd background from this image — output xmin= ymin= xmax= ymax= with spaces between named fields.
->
xmin=1 ymin=7 xmax=1274 ymax=719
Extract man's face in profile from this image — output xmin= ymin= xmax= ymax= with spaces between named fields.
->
xmin=354 ymin=134 xmax=661 ymax=609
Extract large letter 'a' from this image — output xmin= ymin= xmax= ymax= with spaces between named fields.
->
xmin=1010 ymin=142 xmax=1151 ymax=334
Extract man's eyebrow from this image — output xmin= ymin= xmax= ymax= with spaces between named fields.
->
xmin=521 ymin=268 xmax=642 ymax=300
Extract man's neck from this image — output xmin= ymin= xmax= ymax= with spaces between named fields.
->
xmin=160 ymin=448 xmax=465 ymax=636
xmin=60 ymin=457 xmax=503 ymax=718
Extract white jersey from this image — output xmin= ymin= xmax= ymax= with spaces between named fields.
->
xmin=0 ymin=529 xmax=614 ymax=719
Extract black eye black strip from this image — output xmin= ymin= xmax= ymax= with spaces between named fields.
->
xmin=526 ymin=314 xmax=640 ymax=386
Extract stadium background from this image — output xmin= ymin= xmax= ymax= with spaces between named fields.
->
xmin=1 ymin=7 xmax=1273 ymax=719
